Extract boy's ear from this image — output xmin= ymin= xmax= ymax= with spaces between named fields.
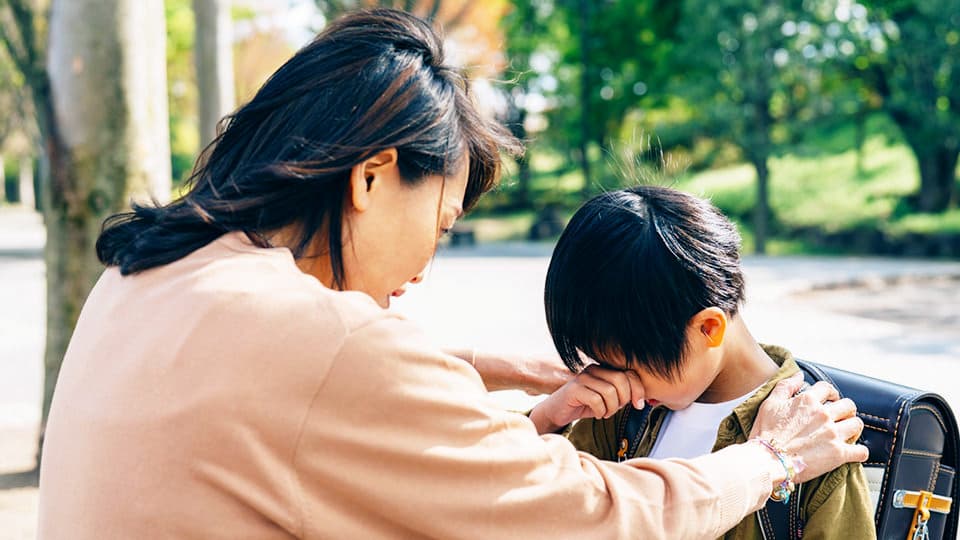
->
xmin=348 ymin=148 xmax=399 ymax=212
xmin=694 ymin=307 xmax=727 ymax=348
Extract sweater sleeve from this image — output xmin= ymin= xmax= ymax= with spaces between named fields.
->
xmin=292 ymin=315 xmax=775 ymax=539
xmin=799 ymin=463 xmax=877 ymax=540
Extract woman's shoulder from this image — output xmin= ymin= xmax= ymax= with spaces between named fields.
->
xmin=138 ymin=231 xmax=395 ymax=345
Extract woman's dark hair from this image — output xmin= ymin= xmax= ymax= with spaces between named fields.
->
xmin=97 ymin=8 xmax=520 ymax=284
xmin=544 ymin=185 xmax=745 ymax=380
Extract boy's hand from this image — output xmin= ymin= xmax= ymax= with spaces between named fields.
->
xmin=528 ymin=365 xmax=645 ymax=435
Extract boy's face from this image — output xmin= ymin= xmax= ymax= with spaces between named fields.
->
xmin=600 ymin=315 xmax=726 ymax=411
xmin=623 ymin=357 xmax=723 ymax=411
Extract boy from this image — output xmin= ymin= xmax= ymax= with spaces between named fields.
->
xmin=530 ymin=185 xmax=875 ymax=539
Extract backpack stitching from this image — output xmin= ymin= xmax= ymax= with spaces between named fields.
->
xmin=911 ymin=404 xmax=948 ymax=433
xmin=876 ymin=398 xmax=909 ymax=529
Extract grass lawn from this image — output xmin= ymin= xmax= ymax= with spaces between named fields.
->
xmin=468 ymin=115 xmax=959 ymax=250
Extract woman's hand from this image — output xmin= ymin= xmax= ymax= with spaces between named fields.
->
xmin=749 ymin=372 xmax=868 ymax=484
xmin=446 ymin=348 xmax=573 ymax=395
xmin=528 ymin=365 xmax=645 ymax=434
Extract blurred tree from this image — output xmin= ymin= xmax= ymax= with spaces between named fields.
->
xmin=0 ymin=41 xmax=34 ymax=203
xmin=527 ymin=0 xmax=678 ymax=196
xmin=0 ymin=0 xmax=171 ymax=464
xmin=316 ymin=0 xmax=471 ymax=26
xmin=193 ymin=0 xmax=235 ymax=148
xmin=499 ymin=0 xmax=550 ymax=207
xmin=852 ymin=0 xmax=960 ymax=211
xmin=314 ymin=0 xmax=511 ymax=82
xmin=674 ymin=0 xmax=814 ymax=253
xmin=166 ymin=0 xmax=201 ymax=184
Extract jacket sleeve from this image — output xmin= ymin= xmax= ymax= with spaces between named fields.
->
xmin=293 ymin=315 xmax=775 ymax=540
xmin=799 ymin=463 xmax=877 ymax=540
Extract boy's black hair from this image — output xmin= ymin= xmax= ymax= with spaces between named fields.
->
xmin=544 ymin=185 xmax=745 ymax=380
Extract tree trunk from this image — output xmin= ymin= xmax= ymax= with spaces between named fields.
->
xmin=854 ymin=109 xmax=867 ymax=177
xmin=914 ymin=145 xmax=959 ymax=213
xmin=39 ymin=0 xmax=171 ymax=461
xmin=752 ymin=156 xmax=769 ymax=255
xmin=18 ymin=154 xmax=35 ymax=209
xmin=514 ymin=106 xmax=531 ymax=207
xmin=193 ymin=0 xmax=235 ymax=147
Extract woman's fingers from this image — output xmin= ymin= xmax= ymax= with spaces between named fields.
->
xmin=825 ymin=398 xmax=857 ymax=421
xmin=767 ymin=372 xmax=805 ymax=401
xmin=752 ymin=373 xmax=870 ymax=483
xmin=799 ymin=380 xmax=841 ymax=405
xmin=836 ymin=414 xmax=866 ymax=444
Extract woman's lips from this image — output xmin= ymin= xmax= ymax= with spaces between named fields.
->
xmin=646 ymin=399 xmax=660 ymax=407
xmin=390 ymin=286 xmax=407 ymax=297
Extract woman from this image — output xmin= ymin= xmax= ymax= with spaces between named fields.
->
xmin=38 ymin=9 xmax=867 ymax=539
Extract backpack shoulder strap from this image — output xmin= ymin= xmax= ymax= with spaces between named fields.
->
xmin=615 ymin=403 xmax=653 ymax=461
xmin=758 ymin=484 xmax=804 ymax=540
xmin=757 ymin=359 xmax=822 ymax=540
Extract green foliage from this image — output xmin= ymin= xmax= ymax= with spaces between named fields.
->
xmin=490 ymin=0 xmax=959 ymax=250
xmin=166 ymin=0 xmax=199 ymax=184
xmin=676 ymin=133 xmax=948 ymax=235
xmin=860 ymin=0 xmax=960 ymax=210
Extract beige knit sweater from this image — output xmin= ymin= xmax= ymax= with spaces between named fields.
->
xmin=38 ymin=232 xmax=773 ymax=539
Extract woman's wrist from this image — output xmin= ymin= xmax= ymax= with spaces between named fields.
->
xmin=747 ymin=438 xmax=806 ymax=503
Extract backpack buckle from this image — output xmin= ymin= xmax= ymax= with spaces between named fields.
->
xmin=893 ymin=489 xmax=952 ymax=515
xmin=893 ymin=490 xmax=952 ymax=540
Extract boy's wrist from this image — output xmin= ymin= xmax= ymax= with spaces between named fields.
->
xmin=528 ymin=398 xmax=568 ymax=435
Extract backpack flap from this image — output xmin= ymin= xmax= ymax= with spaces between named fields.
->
xmin=882 ymin=396 xmax=956 ymax=539
xmin=796 ymin=360 xmax=959 ymax=540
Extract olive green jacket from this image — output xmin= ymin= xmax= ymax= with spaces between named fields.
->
xmin=567 ymin=345 xmax=877 ymax=540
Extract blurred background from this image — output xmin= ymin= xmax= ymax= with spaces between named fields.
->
xmin=0 ymin=1 xmax=958 ymax=537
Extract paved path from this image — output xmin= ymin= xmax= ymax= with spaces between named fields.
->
xmin=392 ymin=244 xmax=960 ymax=412
xmin=2 ymin=208 xmax=959 ymax=538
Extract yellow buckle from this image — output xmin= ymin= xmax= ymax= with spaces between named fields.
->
xmin=893 ymin=490 xmax=952 ymax=540
xmin=893 ymin=489 xmax=953 ymax=515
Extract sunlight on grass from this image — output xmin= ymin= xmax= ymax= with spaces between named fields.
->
xmin=888 ymin=210 xmax=960 ymax=235
xmin=675 ymin=135 xmax=946 ymax=236
xmin=464 ymin=211 xmax=535 ymax=242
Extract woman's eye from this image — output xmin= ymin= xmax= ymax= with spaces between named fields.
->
xmin=440 ymin=228 xmax=451 ymax=237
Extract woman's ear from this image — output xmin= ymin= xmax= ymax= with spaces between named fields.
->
xmin=693 ymin=307 xmax=727 ymax=348
xmin=348 ymin=148 xmax=399 ymax=212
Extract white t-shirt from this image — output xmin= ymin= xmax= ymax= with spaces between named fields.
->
xmin=648 ymin=386 xmax=761 ymax=460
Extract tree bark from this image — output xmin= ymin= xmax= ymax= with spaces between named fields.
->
xmin=39 ymin=0 xmax=171 ymax=459
xmin=892 ymin=109 xmax=960 ymax=212
xmin=915 ymin=145 xmax=959 ymax=212
xmin=751 ymin=156 xmax=769 ymax=255
xmin=18 ymin=154 xmax=34 ymax=209
xmin=193 ymin=0 xmax=235 ymax=147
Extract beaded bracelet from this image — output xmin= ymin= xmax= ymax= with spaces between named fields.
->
xmin=752 ymin=438 xmax=798 ymax=504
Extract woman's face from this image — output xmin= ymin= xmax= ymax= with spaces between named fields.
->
xmin=340 ymin=149 xmax=468 ymax=308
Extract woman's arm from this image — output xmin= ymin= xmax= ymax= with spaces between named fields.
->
xmin=445 ymin=347 xmax=572 ymax=395
xmin=295 ymin=317 xmax=867 ymax=539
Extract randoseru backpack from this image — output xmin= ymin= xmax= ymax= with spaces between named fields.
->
xmin=616 ymin=359 xmax=958 ymax=540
